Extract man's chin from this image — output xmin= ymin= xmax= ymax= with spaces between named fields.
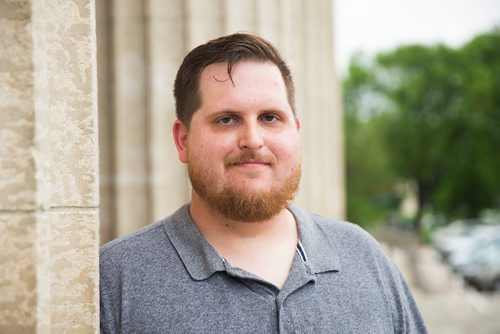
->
xmin=227 ymin=185 xmax=271 ymax=197
xmin=189 ymin=159 xmax=301 ymax=222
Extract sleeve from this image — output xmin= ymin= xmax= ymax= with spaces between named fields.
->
xmin=377 ymin=245 xmax=428 ymax=334
xmin=349 ymin=224 xmax=428 ymax=333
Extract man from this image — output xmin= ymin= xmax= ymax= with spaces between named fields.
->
xmin=100 ymin=33 xmax=427 ymax=333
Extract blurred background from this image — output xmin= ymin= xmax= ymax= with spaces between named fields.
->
xmin=97 ymin=0 xmax=500 ymax=332
xmin=337 ymin=0 xmax=500 ymax=333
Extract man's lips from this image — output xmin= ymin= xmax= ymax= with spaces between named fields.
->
xmin=224 ymin=153 xmax=275 ymax=168
xmin=230 ymin=160 xmax=270 ymax=167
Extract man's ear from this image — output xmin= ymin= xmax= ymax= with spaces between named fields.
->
xmin=295 ymin=117 xmax=301 ymax=131
xmin=172 ymin=119 xmax=188 ymax=163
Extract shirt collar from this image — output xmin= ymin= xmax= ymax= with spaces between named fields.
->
xmin=287 ymin=204 xmax=340 ymax=274
xmin=163 ymin=204 xmax=225 ymax=281
xmin=162 ymin=203 xmax=340 ymax=281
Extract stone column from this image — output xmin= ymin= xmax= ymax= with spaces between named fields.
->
xmin=0 ymin=1 xmax=37 ymax=331
xmin=223 ymin=0 xmax=256 ymax=33
xmin=147 ymin=0 xmax=189 ymax=222
xmin=0 ymin=0 xmax=99 ymax=332
xmin=255 ymin=0 xmax=280 ymax=42
xmin=112 ymin=0 xmax=150 ymax=236
xmin=324 ymin=0 xmax=346 ymax=218
xmin=96 ymin=0 xmax=115 ymax=244
xmin=185 ymin=0 xmax=224 ymax=47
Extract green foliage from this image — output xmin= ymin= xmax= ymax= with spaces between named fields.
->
xmin=343 ymin=28 xmax=500 ymax=230
xmin=343 ymin=60 xmax=400 ymax=228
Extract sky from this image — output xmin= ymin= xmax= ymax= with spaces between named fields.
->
xmin=334 ymin=0 xmax=500 ymax=75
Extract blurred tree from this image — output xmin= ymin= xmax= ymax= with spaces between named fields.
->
xmin=343 ymin=29 xmax=500 ymax=231
xmin=343 ymin=58 xmax=400 ymax=228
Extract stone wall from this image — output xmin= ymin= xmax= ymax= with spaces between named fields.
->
xmin=97 ymin=0 xmax=345 ymax=243
xmin=0 ymin=0 xmax=99 ymax=332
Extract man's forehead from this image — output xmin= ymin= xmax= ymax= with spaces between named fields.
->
xmin=201 ymin=62 xmax=285 ymax=94
xmin=201 ymin=60 xmax=280 ymax=79
xmin=194 ymin=61 xmax=291 ymax=119
xmin=200 ymin=62 xmax=233 ymax=84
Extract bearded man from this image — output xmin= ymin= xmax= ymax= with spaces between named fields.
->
xmin=100 ymin=33 xmax=427 ymax=334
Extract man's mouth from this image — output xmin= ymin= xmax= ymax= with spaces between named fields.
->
xmin=224 ymin=153 xmax=274 ymax=168
xmin=231 ymin=160 xmax=270 ymax=166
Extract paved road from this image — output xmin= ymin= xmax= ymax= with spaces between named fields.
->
xmin=374 ymin=228 xmax=500 ymax=334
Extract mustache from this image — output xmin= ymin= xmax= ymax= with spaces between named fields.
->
xmin=224 ymin=151 xmax=275 ymax=167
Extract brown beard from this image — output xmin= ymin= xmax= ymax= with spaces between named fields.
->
xmin=188 ymin=155 xmax=301 ymax=222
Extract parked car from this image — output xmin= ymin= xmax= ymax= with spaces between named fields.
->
xmin=448 ymin=227 xmax=500 ymax=270
xmin=455 ymin=237 xmax=500 ymax=291
xmin=432 ymin=219 xmax=497 ymax=260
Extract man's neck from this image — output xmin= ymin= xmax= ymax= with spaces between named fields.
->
xmin=189 ymin=192 xmax=299 ymax=288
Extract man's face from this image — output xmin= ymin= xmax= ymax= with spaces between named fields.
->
xmin=173 ymin=61 xmax=301 ymax=221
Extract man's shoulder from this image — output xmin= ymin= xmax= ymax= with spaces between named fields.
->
xmin=100 ymin=219 xmax=167 ymax=259
xmin=100 ymin=205 xmax=190 ymax=259
xmin=292 ymin=205 xmax=374 ymax=240
xmin=290 ymin=205 xmax=382 ymax=254
xmin=314 ymin=213 xmax=375 ymax=242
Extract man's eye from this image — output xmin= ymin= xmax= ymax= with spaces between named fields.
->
xmin=261 ymin=114 xmax=280 ymax=122
xmin=216 ymin=116 xmax=237 ymax=125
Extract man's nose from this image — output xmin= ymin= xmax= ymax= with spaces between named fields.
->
xmin=238 ymin=122 xmax=264 ymax=150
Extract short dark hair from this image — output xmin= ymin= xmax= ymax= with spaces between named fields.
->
xmin=173 ymin=33 xmax=296 ymax=127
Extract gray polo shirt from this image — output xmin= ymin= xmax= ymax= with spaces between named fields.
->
xmin=100 ymin=204 xmax=427 ymax=333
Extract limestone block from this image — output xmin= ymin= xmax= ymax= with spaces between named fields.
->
xmin=0 ymin=11 xmax=31 ymax=72
xmin=0 ymin=75 xmax=36 ymax=211
xmin=0 ymin=1 xmax=29 ymax=21
xmin=32 ymin=0 xmax=98 ymax=209
xmin=36 ymin=210 xmax=99 ymax=333
xmin=0 ymin=157 xmax=36 ymax=211
xmin=0 ymin=213 xmax=36 ymax=333
xmin=0 ymin=1 xmax=36 ymax=210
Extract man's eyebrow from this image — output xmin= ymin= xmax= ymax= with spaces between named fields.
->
xmin=203 ymin=110 xmax=240 ymax=121
xmin=207 ymin=109 xmax=288 ymax=117
xmin=207 ymin=109 xmax=240 ymax=117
